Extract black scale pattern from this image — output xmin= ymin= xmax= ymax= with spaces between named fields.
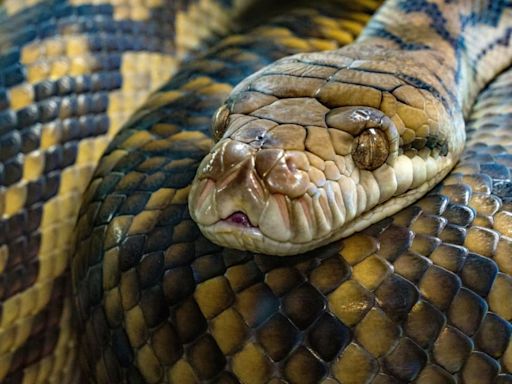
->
xmin=68 ymin=1 xmax=512 ymax=384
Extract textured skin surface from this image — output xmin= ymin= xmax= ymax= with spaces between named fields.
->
xmin=189 ymin=0 xmax=512 ymax=256
xmin=0 ymin=0 xmax=249 ymax=382
xmin=0 ymin=0 xmax=511 ymax=383
xmin=71 ymin=1 xmax=512 ymax=384
xmin=71 ymin=3 xmax=382 ymax=382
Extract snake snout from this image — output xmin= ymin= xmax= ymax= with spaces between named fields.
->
xmin=189 ymin=140 xmax=267 ymax=227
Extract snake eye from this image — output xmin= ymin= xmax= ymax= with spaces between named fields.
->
xmin=352 ymin=128 xmax=389 ymax=170
xmin=211 ymin=104 xmax=230 ymax=142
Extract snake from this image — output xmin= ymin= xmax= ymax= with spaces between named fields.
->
xmin=0 ymin=0 xmax=511 ymax=383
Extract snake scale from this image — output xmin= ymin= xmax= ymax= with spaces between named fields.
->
xmin=0 ymin=0 xmax=511 ymax=383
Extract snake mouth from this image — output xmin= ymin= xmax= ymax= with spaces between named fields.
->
xmin=222 ymin=212 xmax=255 ymax=228
xmin=206 ymin=214 xmax=265 ymax=250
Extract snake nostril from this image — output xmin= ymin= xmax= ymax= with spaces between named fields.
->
xmin=251 ymin=134 xmax=267 ymax=148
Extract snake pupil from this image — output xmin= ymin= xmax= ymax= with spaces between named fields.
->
xmin=352 ymin=128 xmax=389 ymax=170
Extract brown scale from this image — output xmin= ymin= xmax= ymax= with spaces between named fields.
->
xmin=0 ymin=0 xmax=286 ymax=382
xmin=69 ymin=3 xmax=382 ymax=382
xmin=0 ymin=1 xmax=487 ymax=384
xmin=73 ymin=18 xmax=512 ymax=384
xmin=399 ymin=135 xmax=449 ymax=158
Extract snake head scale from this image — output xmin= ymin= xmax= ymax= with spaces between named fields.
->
xmin=189 ymin=49 xmax=462 ymax=256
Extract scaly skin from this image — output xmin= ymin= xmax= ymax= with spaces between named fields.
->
xmin=73 ymin=1 xmax=511 ymax=383
xmin=1 ymin=0 xmax=512 ymax=383
xmin=71 ymin=3 xmax=382 ymax=382
xmin=0 ymin=0 xmax=251 ymax=381
xmin=189 ymin=0 xmax=512 ymax=255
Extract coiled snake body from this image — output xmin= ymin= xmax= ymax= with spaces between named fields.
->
xmin=0 ymin=0 xmax=511 ymax=383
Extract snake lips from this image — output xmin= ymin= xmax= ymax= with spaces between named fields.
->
xmin=189 ymin=48 xmax=463 ymax=256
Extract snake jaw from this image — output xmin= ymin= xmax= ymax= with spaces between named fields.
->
xmin=190 ymin=146 xmax=457 ymax=256
xmin=193 ymin=150 xmax=455 ymax=256
xmin=190 ymin=125 xmax=456 ymax=256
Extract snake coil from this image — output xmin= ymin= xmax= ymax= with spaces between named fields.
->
xmin=0 ymin=0 xmax=511 ymax=383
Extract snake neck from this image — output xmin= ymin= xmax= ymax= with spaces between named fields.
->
xmin=357 ymin=0 xmax=512 ymax=117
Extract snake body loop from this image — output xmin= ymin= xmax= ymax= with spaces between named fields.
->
xmin=0 ymin=0 xmax=248 ymax=381
xmin=0 ymin=0 xmax=511 ymax=383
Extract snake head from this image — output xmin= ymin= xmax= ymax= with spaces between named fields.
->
xmin=188 ymin=51 xmax=461 ymax=256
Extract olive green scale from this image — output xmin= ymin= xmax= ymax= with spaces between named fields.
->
xmin=72 ymin=2 xmax=512 ymax=384
xmin=0 ymin=0 xmax=511 ymax=383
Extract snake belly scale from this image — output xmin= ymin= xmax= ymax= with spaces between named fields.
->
xmin=0 ymin=0 xmax=511 ymax=383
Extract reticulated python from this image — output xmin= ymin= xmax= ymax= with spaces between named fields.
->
xmin=0 ymin=0 xmax=511 ymax=383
